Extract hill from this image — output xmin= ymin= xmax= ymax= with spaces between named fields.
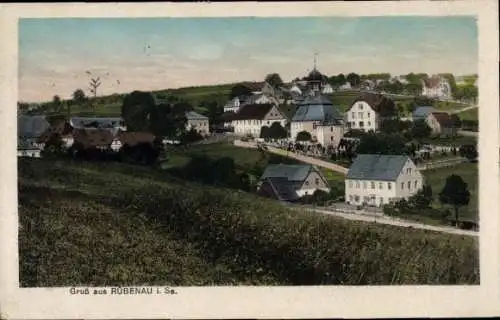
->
xmin=18 ymin=157 xmax=479 ymax=286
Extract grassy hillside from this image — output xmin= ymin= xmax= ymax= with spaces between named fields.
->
xmin=19 ymin=158 xmax=479 ymax=286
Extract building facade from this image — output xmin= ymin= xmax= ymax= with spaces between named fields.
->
xmin=345 ymin=93 xmax=396 ymax=132
xmin=231 ymin=104 xmax=287 ymax=137
xmin=421 ymin=75 xmax=452 ymax=100
xmin=185 ymin=111 xmax=210 ymax=136
xmin=345 ymin=154 xmax=423 ymax=207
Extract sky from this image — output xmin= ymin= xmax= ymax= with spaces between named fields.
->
xmin=18 ymin=16 xmax=478 ymax=102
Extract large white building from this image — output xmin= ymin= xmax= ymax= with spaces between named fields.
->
xmin=231 ymin=103 xmax=287 ymax=137
xmin=290 ymin=94 xmax=345 ymax=147
xmin=345 ymin=154 xmax=423 ymax=207
xmin=345 ymin=93 xmax=396 ymax=132
xmin=421 ymin=75 xmax=452 ymax=100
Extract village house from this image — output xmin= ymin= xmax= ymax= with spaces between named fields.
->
xmin=338 ymin=82 xmax=352 ymax=90
xmin=231 ymin=103 xmax=287 ymax=137
xmin=223 ymin=97 xmax=242 ymax=113
xmin=345 ymin=93 xmax=396 ymax=132
xmin=258 ymin=164 xmax=330 ymax=202
xmin=185 ymin=111 xmax=210 ymax=136
xmin=345 ymin=154 xmax=423 ymax=207
xmin=412 ymin=106 xmax=437 ymax=122
xmin=421 ymin=75 xmax=452 ymax=100
xmin=290 ymin=94 xmax=345 ymax=147
xmin=425 ymin=112 xmax=458 ymax=136
xmin=17 ymin=115 xmax=50 ymax=157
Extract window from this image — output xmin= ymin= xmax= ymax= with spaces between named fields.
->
xmin=388 ymin=182 xmax=392 ymax=190
xmin=330 ymin=136 xmax=334 ymax=141
xmin=401 ymin=182 xmax=404 ymax=189
xmin=359 ymin=121 xmax=364 ymax=127
xmin=354 ymin=195 xmax=360 ymax=202
xmin=315 ymin=178 xmax=320 ymax=185
xmin=363 ymin=182 xmax=367 ymax=189
xmin=379 ymin=182 xmax=383 ymax=189
xmin=356 ymin=181 xmax=360 ymax=188
xmin=305 ymin=181 xmax=310 ymax=186
xmin=352 ymin=112 xmax=356 ymax=119
xmin=380 ymin=197 xmax=384 ymax=204
xmin=367 ymin=112 xmax=370 ymax=117
xmin=349 ymin=195 xmax=354 ymax=201
xmin=371 ymin=182 xmax=375 ymax=189
xmin=368 ymin=121 xmax=371 ymax=127
xmin=358 ymin=112 xmax=363 ymax=118
xmin=348 ymin=180 xmax=353 ymax=188
xmin=330 ymin=127 xmax=334 ymax=132
xmin=358 ymin=103 xmax=363 ymax=110
xmin=267 ymin=121 xmax=270 ymax=125
xmin=407 ymin=181 xmax=411 ymax=189
xmin=414 ymin=180 xmax=418 ymax=188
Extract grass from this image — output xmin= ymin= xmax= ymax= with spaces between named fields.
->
xmin=18 ymin=157 xmax=479 ymax=286
xmin=458 ymin=108 xmax=479 ymax=121
xmin=423 ymin=162 xmax=478 ymax=221
xmin=420 ymin=135 xmax=477 ymax=146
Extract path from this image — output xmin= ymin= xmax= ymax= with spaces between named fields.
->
xmin=288 ymin=204 xmax=478 ymax=237
xmin=233 ymin=140 xmax=349 ymax=174
xmin=417 ymin=157 xmax=468 ymax=171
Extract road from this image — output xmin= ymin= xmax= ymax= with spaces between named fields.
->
xmin=234 ymin=140 xmax=349 ymax=174
xmin=289 ymin=204 xmax=478 ymax=237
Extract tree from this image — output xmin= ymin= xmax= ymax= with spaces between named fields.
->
xmin=72 ymin=89 xmax=87 ymax=105
xmin=410 ymin=120 xmax=432 ymax=141
xmin=296 ymin=131 xmax=312 ymax=142
xmin=346 ymin=73 xmax=361 ymax=87
xmin=259 ymin=126 xmax=270 ymax=140
xmin=89 ymin=77 xmax=102 ymax=98
xmin=356 ymin=132 xmax=408 ymax=155
xmin=230 ymin=84 xmax=253 ymax=99
xmin=268 ymin=122 xmax=288 ymax=140
xmin=203 ymin=101 xmax=223 ymax=127
xmin=409 ymin=185 xmax=433 ymax=209
xmin=380 ymin=119 xmax=411 ymax=135
xmin=180 ymin=128 xmax=204 ymax=145
xmin=439 ymin=175 xmax=470 ymax=227
xmin=265 ymin=73 xmax=284 ymax=88
xmin=121 ymin=91 xmax=157 ymax=131
xmin=459 ymin=144 xmax=478 ymax=162
xmin=52 ymin=95 xmax=62 ymax=113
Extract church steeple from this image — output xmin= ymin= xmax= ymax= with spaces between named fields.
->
xmin=313 ymin=52 xmax=318 ymax=70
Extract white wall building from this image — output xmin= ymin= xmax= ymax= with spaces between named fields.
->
xmin=345 ymin=154 xmax=423 ymax=207
xmin=231 ymin=104 xmax=287 ymax=137
xmin=223 ymin=97 xmax=242 ymax=113
xmin=345 ymin=93 xmax=395 ymax=132
xmin=421 ymin=75 xmax=452 ymax=100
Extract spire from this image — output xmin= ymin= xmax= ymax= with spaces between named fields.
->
xmin=313 ymin=52 xmax=318 ymax=70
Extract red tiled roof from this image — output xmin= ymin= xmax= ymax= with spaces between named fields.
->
xmin=350 ymin=93 xmax=396 ymax=114
xmin=118 ymin=131 xmax=156 ymax=147
xmin=73 ymin=128 xmax=115 ymax=148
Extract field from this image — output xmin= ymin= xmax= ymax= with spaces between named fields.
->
xmin=458 ymin=108 xmax=479 ymax=121
xmin=423 ymin=162 xmax=479 ymax=221
xmin=18 ymin=157 xmax=479 ymax=286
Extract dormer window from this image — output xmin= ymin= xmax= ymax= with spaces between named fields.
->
xmin=358 ymin=103 xmax=363 ymax=110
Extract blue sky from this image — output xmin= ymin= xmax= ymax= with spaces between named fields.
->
xmin=19 ymin=16 xmax=478 ymax=102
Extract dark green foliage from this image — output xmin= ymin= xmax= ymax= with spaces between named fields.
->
xmin=259 ymin=126 xmax=270 ymax=139
xmin=264 ymin=73 xmax=284 ymax=88
xmin=230 ymin=84 xmax=253 ymax=99
xmin=408 ymin=185 xmax=433 ymax=209
xmin=439 ymin=175 xmax=471 ymax=226
xmin=380 ymin=119 xmax=412 ymax=135
xmin=121 ymin=91 xmax=157 ymax=131
xmin=268 ymin=122 xmax=288 ymax=140
xmin=180 ymin=128 xmax=204 ymax=145
xmin=459 ymin=144 xmax=478 ymax=162
xmin=346 ymin=73 xmax=361 ymax=87
xmin=356 ymin=132 xmax=408 ymax=155
xmin=18 ymin=159 xmax=479 ymax=287
xmin=296 ymin=131 xmax=312 ymax=142
xmin=410 ymin=120 xmax=432 ymax=141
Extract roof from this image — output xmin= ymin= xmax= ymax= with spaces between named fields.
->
xmin=422 ymin=75 xmax=445 ymax=88
xmin=18 ymin=138 xmax=41 ymax=151
xmin=412 ymin=106 xmax=436 ymax=119
xmin=278 ymin=104 xmax=298 ymax=121
xmin=347 ymin=154 xmax=410 ymax=181
xmin=37 ymin=119 xmax=73 ymax=143
xmin=299 ymin=94 xmax=333 ymax=106
xmin=262 ymin=177 xmax=299 ymax=201
xmin=305 ymin=68 xmax=325 ymax=81
xmin=292 ymin=103 xmax=343 ymax=123
xmin=260 ymin=164 xmax=313 ymax=182
xmin=349 ymin=93 xmax=395 ymax=114
xmin=70 ymin=117 xmax=123 ymax=129
xmin=186 ymin=111 xmax=208 ymax=120
xmin=232 ymin=103 xmax=278 ymax=120
xmin=429 ymin=112 xmax=454 ymax=126
xmin=118 ymin=131 xmax=156 ymax=146
xmin=72 ymin=128 xmax=115 ymax=148
xmin=18 ymin=115 xmax=50 ymax=138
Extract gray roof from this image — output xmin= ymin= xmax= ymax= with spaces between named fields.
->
xmin=264 ymin=177 xmax=299 ymax=201
xmin=260 ymin=164 xmax=313 ymax=182
xmin=292 ymin=103 xmax=344 ymax=123
xmin=412 ymin=106 xmax=436 ymax=119
xmin=186 ymin=111 xmax=208 ymax=120
xmin=300 ymin=94 xmax=333 ymax=106
xmin=18 ymin=115 xmax=50 ymax=138
xmin=70 ymin=117 xmax=123 ymax=129
xmin=347 ymin=154 xmax=410 ymax=181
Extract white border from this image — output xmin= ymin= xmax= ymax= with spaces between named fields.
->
xmin=1 ymin=1 xmax=499 ymax=319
